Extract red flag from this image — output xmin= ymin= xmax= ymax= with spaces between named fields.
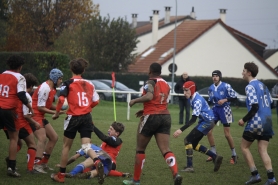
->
xmin=111 ymin=72 xmax=115 ymax=88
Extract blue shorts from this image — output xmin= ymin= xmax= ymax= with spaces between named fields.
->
xmin=195 ymin=120 xmax=214 ymax=135
xmin=213 ymin=106 xmax=233 ymax=124
xmin=91 ymin=152 xmax=112 ymax=175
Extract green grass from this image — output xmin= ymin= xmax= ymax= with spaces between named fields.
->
xmin=0 ymin=101 xmax=277 ymax=185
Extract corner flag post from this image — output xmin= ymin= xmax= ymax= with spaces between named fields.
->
xmin=111 ymin=72 xmax=117 ymax=121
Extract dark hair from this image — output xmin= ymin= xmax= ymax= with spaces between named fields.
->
xmin=244 ymin=62 xmax=258 ymax=77
xmin=69 ymin=58 xmax=89 ymax=75
xmin=149 ymin=63 xmax=161 ymax=75
xmin=24 ymin=73 xmax=39 ymax=88
xmin=6 ymin=55 xmax=25 ymax=70
xmin=111 ymin=122 xmax=125 ymax=136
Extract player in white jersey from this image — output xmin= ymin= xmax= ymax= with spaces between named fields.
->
xmin=238 ymin=62 xmax=277 ymax=185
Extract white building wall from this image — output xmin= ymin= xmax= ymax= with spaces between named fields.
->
xmin=134 ymin=22 xmax=183 ymax=54
xmin=162 ymin=23 xmax=277 ymax=80
xmin=266 ymin=52 xmax=278 ymax=68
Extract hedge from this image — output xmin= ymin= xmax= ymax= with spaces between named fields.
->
xmin=0 ymin=52 xmax=71 ymax=83
xmin=83 ymin=71 xmax=277 ymax=95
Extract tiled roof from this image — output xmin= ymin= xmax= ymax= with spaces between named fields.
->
xmin=136 ymin=15 xmax=194 ymax=36
xmin=129 ymin=19 xmax=219 ymax=73
xmin=128 ymin=19 xmax=278 ymax=77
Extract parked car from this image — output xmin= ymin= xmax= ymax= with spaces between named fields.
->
xmin=197 ymin=87 xmax=246 ymax=106
xmin=96 ymin=79 xmax=140 ymax=101
xmin=88 ymin=80 xmax=113 ymax=101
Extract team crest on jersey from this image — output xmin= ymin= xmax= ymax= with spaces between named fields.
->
xmin=60 ymin=86 xmax=66 ymax=90
xmin=259 ymin=83 xmax=263 ymax=90
xmin=220 ymin=91 xmax=224 ymax=95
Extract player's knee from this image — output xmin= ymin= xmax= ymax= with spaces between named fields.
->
xmin=82 ymin=143 xmax=92 ymax=155
xmin=191 ymin=142 xmax=199 ymax=150
xmin=185 ymin=143 xmax=193 ymax=150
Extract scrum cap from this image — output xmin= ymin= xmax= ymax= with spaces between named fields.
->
xmin=49 ymin=68 xmax=63 ymax=85
xmin=212 ymin=70 xmax=222 ymax=80
xmin=183 ymin=81 xmax=196 ymax=95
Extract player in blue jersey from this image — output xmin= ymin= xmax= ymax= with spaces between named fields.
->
xmin=239 ymin=62 xmax=277 ymax=185
xmin=205 ymin=70 xmax=238 ymax=164
xmin=64 ymin=144 xmax=113 ymax=179
xmin=173 ymin=81 xmax=223 ymax=173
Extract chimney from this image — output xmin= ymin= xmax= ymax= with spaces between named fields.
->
xmin=132 ymin=14 xmax=138 ymax=28
xmin=190 ymin=7 xmax=196 ymax=19
xmin=149 ymin=16 xmax=153 ymax=23
xmin=152 ymin=10 xmax=159 ymax=46
xmin=164 ymin=7 xmax=171 ymax=24
xmin=219 ymin=9 xmax=227 ymax=23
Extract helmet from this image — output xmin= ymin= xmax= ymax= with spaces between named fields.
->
xmin=212 ymin=70 xmax=222 ymax=80
xmin=49 ymin=68 xmax=63 ymax=85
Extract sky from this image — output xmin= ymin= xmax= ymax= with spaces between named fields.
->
xmin=93 ymin=0 xmax=278 ymax=49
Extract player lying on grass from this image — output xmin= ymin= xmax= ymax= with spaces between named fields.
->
xmin=56 ymin=122 xmax=130 ymax=179
xmin=173 ymin=81 xmax=223 ymax=173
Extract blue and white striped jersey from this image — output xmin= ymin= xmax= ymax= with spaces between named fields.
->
xmin=244 ymin=79 xmax=274 ymax=136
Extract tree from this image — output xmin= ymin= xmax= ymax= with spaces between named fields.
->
xmin=5 ymin=0 xmax=99 ymax=51
xmin=85 ymin=16 xmax=139 ymax=72
xmin=0 ymin=0 xmax=8 ymax=50
xmin=55 ymin=16 xmax=139 ymax=72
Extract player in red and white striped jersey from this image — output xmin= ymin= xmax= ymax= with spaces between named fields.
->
xmin=0 ymin=55 xmax=33 ymax=177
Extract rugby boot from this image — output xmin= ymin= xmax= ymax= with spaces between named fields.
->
xmin=95 ymin=160 xmax=105 ymax=184
xmin=245 ymin=174 xmax=262 ymax=185
xmin=76 ymin=171 xmax=91 ymax=179
xmin=51 ymin=172 xmax=65 ymax=183
xmin=34 ymin=164 xmax=47 ymax=173
xmin=7 ymin=167 xmax=21 ymax=177
xmin=41 ymin=163 xmax=54 ymax=171
xmin=180 ymin=166 xmax=194 ymax=173
xmin=122 ymin=173 xmax=132 ymax=178
xmin=174 ymin=174 xmax=183 ymax=185
xmin=230 ymin=155 xmax=238 ymax=164
xmin=264 ymin=178 xmax=277 ymax=185
xmin=213 ymin=155 xmax=223 ymax=172
xmin=123 ymin=179 xmax=140 ymax=185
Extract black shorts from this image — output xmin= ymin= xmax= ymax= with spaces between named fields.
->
xmin=64 ymin=113 xmax=93 ymax=139
xmin=0 ymin=108 xmax=17 ymax=131
xmin=185 ymin=128 xmax=204 ymax=147
xmin=242 ymin=131 xmax=272 ymax=142
xmin=4 ymin=124 xmax=33 ymax=139
xmin=223 ymin=123 xmax=230 ymax=127
xmin=139 ymin=114 xmax=171 ymax=137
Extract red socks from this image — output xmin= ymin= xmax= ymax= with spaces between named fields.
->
xmin=164 ymin=152 xmax=178 ymax=178
xmin=133 ymin=153 xmax=145 ymax=181
xmin=27 ymin=148 xmax=36 ymax=171
xmin=108 ymin=170 xmax=123 ymax=177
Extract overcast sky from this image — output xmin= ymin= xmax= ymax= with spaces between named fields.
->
xmin=93 ymin=0 xmax=278 ymax=49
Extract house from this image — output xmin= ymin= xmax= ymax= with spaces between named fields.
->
xmin=128 ymin=8 xmax=278 ymax=80
xmin=264 ymin=49 xmax=278 ymax=72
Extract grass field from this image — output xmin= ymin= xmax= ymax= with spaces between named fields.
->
xmin=0 ymin=101 xmax=277 ymax=185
